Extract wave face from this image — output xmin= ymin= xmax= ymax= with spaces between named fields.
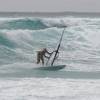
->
xmin=0 ymin=18 xmax=48 ymax=30
xmin=0 ymin=16 xmax=100 ymax=77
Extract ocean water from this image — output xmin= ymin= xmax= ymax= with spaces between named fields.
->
xmin=0 ymin=13 xmax=100 ymax=99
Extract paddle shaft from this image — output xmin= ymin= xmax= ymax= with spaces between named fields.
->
xmin=51 ymin=28 xmax=66 ymax=66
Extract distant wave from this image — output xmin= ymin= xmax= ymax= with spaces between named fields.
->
xmin=0 ymin=17 xmax=100 ymax=30
xmin=0 ymin=18 xmax=48 ymax=30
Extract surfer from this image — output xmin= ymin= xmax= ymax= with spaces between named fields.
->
xmin=36 ymin=48 xmax=54 ymax=65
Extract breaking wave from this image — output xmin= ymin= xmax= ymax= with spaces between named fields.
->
xmin=0 ymin=16 xmax=100 ymax=77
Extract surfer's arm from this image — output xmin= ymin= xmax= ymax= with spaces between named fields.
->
xmin=46 ymin=50 xmax=53 ymax=55
xmin=46 ymin=49 xmax=57 ymax=54
xmin=44 ymin=55 xmax=50 ymax=59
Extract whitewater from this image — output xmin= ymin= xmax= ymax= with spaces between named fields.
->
xmin=0 ymin=14 xmax=100 ymax=100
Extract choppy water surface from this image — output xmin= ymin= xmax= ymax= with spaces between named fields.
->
xmin=0 ymin=15 xmax=100 ymax=99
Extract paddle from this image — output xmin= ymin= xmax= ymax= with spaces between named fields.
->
xmin=46 ymin=28 xmax=66 ymax=66
xmin=51 ymin=28 xmax=66 ymax=66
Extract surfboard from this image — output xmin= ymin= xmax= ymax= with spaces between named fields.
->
xmin=34 ymin=65 xmax=66 ymax=71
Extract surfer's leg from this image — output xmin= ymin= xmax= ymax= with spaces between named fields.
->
xmin=37 ymin=53 xmax=40 ymax=64
xmin=41 ymin=57 xmax=44 ymax=65
xmin=37 ymin=58 xmax=40 ymax=64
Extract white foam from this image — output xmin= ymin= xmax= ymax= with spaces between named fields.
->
xmin=0 ymin=78 xmax=100 ymax=100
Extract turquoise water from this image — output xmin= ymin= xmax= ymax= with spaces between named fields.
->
xmin=0 ymin=14 xmax=100 ymax=100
